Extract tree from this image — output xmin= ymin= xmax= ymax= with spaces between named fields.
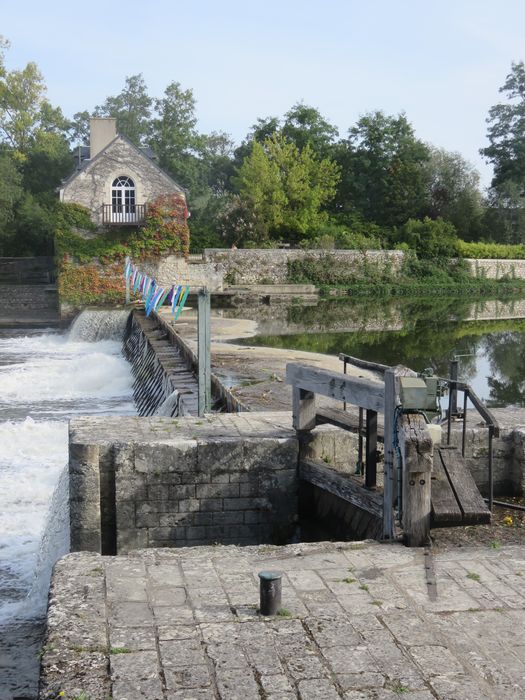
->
xmin=336 ymin=111 xmax=430 ymax=227
xmin=150 ymin=81 xmax=201 ymax=190
xmin=422 ymin=148 xmax=483 ymax=240
xmin=0 ymin=39 xmax=73 ymax=254
xmin=95 ymin=74 xmax=152 ymax=145
xmin=481 ymin=61 xmax=525 ymax=190
xmin=0 ymin=39 xmax=69 ymax=160
xmin=229 ymin=132 xmax=340 ymax=244
xmin=232 ymin=116 xmax=280 ymax=171
xmin=0 ymin=150 xmax=22 ymax=252
xmin=282 ymin=103 xmax=338 ymax=158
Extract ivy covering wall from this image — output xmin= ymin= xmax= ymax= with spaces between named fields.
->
xmin=56 ymin=195 xmax=189 ymax=306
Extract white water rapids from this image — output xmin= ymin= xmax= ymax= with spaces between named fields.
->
xmin=0 ymin=311 xmax=134 ymax=699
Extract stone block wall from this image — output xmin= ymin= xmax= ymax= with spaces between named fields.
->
xmin=69 ymin=414 xmax=299 ymax=554
xmin=466 ymin=258 xmax=525 ymax=280
xmin=204 ymin=248 xmax=405 ymax=286
xmin=140 ymin=255 xmax=224 ymax=292
xmin=0 ymin=284 xmax=58 ymax=310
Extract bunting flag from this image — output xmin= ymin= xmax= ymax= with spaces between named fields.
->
xmin=124 ymin=259 xmax=190 ymax=322
xmin=171 ymin=285 xmax=183 ymax=313
xmin=173 ymin=285 xmax=190 ymax=321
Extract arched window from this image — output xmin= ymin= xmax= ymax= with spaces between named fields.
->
xmin=111 ymin=176 xmax=136 ymax=222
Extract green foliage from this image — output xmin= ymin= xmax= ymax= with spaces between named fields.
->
xmin=94 ymin=74 xmax=152 ymax=145
xmin=422 ymin=147 xmax=483 ymax=240
xmin=394 ymin=217 xmax=459 ymax=259
xmin=230 ymin=133 xmax=340 ymax=245
xmin=458 ymin=240 xmax=525 ymax=259
xmin=336 ymin=111 xmax=430 ymax=226
xmin=481 ymin=61 xmax=525 ymax=190
xmin=281 ymin=103 xmax=339 ymax=158
xmin=301 ymin=221 xmax=384 ymax=251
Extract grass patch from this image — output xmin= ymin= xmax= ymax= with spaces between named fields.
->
xmin=466 ymin=572 xmax=481 ymax=582
xmin=276 ymin=608 xmax=293 ymax=618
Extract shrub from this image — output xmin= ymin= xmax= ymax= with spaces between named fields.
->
xmin=394 ymin=217 xmax=459 ymax=259
xmin=458 ymin=240 xmax=525 ymax=260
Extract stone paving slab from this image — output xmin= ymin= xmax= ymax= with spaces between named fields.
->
xmin=39 ymin=541 xmax=525 ymax=699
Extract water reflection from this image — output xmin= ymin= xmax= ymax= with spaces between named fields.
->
xmin=232 ymin=296 xmax=525 ymax=408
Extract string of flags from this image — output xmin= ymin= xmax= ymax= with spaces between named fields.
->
xmin=124 ymin=259 xmax=190 ymax=320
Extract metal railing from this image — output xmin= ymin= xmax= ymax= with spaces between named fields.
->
xmin=102 ymin=204 xmax=147 ymax=226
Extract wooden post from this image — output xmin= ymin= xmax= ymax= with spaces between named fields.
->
xmin=292 ymin=387 xmax=316 ymax=432
xmin=198 ymin=287 xmax=211 ymax=416
xmin=365 ymin=410 xmax=377 ymax=489
xmin=382 ymin=369 xmax=396 ymax=540
xmin=400 ymin=413 xmax=433 ymax=547
xmin=125 ymin=255 xmax=130 ymax=305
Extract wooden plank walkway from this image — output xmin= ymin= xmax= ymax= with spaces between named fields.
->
xmin=431 ymin=446 xmax=491 ymax=527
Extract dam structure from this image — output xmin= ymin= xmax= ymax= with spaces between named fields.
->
xmin=1 ymin=303 xmax=520 ymax=700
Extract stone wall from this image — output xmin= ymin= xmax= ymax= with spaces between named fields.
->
xmin=141 ymin=255 xmax=223 ymax=292
xmin=69 ymin=413 xmax=300 ymax=554
xmin=61 ymin=137 xmax=184 ymax=226
xmin=204 ymin=249 xmax=405 ymax=285
xmin=466 ymin=258 xmax=525 ymax=280
xmin=0 ymin=284 xmax=58 ymax=310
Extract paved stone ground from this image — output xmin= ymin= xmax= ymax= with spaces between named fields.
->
xmin=39 ymin=541 xmax=525 ymax=700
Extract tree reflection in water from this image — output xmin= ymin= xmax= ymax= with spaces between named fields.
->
xmin=240 ymin=296 xmax=525 ymax=406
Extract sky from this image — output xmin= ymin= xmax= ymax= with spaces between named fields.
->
xmin=3 ymin=0 xmax=525 ymax=189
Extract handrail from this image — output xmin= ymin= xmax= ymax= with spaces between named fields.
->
xmin=439 ymin=371 xmax=500 ymax=512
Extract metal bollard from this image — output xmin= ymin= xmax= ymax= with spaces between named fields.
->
xmin=258 ymin=570 xmax=282 ymax=616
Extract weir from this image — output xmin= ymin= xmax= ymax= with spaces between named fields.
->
xmin=123 ymin=310 xmax=199 ymax=416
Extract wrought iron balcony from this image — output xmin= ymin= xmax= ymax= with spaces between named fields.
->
xmin=102 ymin=203 xmax=147 ymax=226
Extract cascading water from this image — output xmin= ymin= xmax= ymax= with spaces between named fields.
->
xmin=0 ymin=311 xmax=135 ymax=700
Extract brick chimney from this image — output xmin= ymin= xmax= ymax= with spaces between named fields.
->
xmin=90 ymin=118 xmax=117 ymax=158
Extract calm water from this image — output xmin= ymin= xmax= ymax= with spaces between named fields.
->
xmin=235 ymin=296 xmax=525 ymax=408
xmin=0 ymin=315 xmax=134 ymax=700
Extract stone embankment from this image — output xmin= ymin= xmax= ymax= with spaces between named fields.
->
xmin=0 ymin=256 xmax=59 ymax=326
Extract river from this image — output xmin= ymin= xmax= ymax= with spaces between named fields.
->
xmin=0 ymin=313 xmax=134 ymax=700
xmin=234 ymin=296 xmax=525 ymax=407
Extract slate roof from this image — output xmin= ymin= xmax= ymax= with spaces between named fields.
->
xmin=61 ymin=134 xmax=186 ymax=193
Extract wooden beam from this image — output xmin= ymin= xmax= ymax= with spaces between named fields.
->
xmin=399 ymin=413 xmax=432 ymax=547
xmin=286 ymin=362 xmax=385 ymax=413
xmin=299 ymin=458 xmax=383 ymax=519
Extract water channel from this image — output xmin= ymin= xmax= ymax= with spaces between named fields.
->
xmin=0 ymin=314 xmax=134 ymax=700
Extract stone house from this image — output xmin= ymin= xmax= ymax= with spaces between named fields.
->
xmin=59 ymin=118 xmax=186 ymax=227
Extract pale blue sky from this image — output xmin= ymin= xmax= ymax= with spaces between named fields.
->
xmin=3 ymin=0 xmax=525 ymax=187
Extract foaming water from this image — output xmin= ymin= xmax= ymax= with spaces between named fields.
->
xmin=0 ymin=315 xmax=134 ymax=697
xmin=68 ymin=308 xmax=130 ymax=342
